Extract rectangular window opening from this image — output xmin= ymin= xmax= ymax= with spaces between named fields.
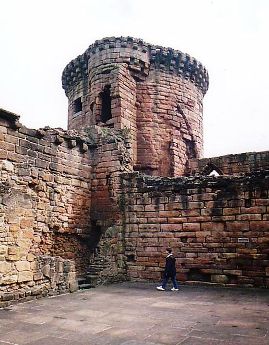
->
xmin=100 ymin=85 xmax=112 ymax=123
xmin=74 ymin=97 xmax=82 ymax=114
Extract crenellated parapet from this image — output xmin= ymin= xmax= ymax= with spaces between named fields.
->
xmin=62 ymin=36 xmax=209 ymax=96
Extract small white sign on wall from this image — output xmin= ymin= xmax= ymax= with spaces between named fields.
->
xmin=237 ymin=238 xmax=250 ymax=243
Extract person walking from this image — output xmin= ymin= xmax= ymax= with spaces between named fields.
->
xmin=157 ymin=248 xmax=179 ymax=291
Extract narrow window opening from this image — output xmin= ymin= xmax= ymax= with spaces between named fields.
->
xmin=100 ymin=85 xmax=112 ymax=123
xmin=126 ymin=254 xmax=135 ymax=262
xmin=74 ymin=97 xmax=82 ymax=114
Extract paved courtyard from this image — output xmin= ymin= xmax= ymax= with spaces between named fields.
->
xmin=0 ymin=282 xmax=268 ymax=345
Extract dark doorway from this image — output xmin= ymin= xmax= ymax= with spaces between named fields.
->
xmin=100 ymin=85 xmax=112 ymax=123
xmin=87 ymin=220 xmax=102 ymax=251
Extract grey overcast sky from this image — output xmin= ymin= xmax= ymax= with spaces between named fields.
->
xmin=1 ymin=0 xmax=269 ymax=157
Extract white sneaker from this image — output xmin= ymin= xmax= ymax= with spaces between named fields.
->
xmin=171 ymin=287 xmax=179 ymax=291
xmin=156 ymin=286 xmax=165 ymax=291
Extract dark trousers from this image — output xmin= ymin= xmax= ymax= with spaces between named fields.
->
xmin=161 ymin=274 xmax=179 ymax=289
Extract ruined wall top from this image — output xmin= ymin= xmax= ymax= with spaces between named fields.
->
xmin=62 ymin=36 xmax=209 ymax=96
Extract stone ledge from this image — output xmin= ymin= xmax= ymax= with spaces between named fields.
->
xmin=0 ymin=108 xmax=20 ymax=122
xmin=0 ymin=115 xmax=106 ymax=153
xmin=121 ymin=169 xmax=269 ymax=191
xmin=0 ymin=108 xmax=21 ymax=129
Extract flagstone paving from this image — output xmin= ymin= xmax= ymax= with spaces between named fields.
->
xmin=0 ymin=283 xmax=268 ymax=345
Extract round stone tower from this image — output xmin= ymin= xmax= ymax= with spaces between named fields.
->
xmin=62 ymin=37 xmax=209 ymax=176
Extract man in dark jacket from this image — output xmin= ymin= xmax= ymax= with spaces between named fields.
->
xmin=157 ymin=248 xmax=179 ymax=291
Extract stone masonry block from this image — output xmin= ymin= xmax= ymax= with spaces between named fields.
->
xmin=15 ymin=261 xmax=31 ymax=272
xmin=161 ymin=224 xmax=183 ymax=231
xmin=18 ymin=271 xmax=33 ymax=282
xmin=201 ymin=222 xmax=225 ymax=232
xmin=182 ymin=223 xmax=201 ymax=231
xmin=250 ymin=221 xmax=269 ymax=231
xmin=226 ymin=221 xmax=249 ymax=231
xmin=0 ymin=261 xmax=12 ymax=274
xmin=211 ymin=274 xmax=229 ymax=284
xmin=1 ymin=275 xmax=18 ymax=285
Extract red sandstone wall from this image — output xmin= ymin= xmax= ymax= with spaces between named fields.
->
xmin=63 ymin=37 xmax=208 ymax=177
xmin=88 ymin=127 xmax=133 ymax=284
xmin=66 ymin=55 xmax=88 ymax=130
xmin=136 ymin=70 xmax=203 ymax=176
xmin=120 ymin=172 xmax=269 ymax=288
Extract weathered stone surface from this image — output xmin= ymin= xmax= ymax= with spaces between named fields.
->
xmin=1 ymin=274 xmax=18 ymax=284
xmin=211 ymin=274 xmax=229 ymax=284
xmin=7 ymin=247 xmax=23 ymax=261
xmin=18 ymin=271 xmax=33 ymax=282
xmin=69 ymin=281 xmax=78 ymax=292
xmin=0 ymin=261 xmax=12 ymax=274
xmin=15 ymin=261 xmax=31 ymax=271
xmin=42 ymin=264 xmax=51 ymax=278
xmin=1 ymin=283 xmax=269 ymax=345
xmin=120 ymin=172 xmax=269 ymax=287
xmin=1 ymin=159 xmax=14 ymax=171
xmin=0 ymin=245 xmax=8 ymax=256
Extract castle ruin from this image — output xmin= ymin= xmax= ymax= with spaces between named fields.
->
xmin=0 ymin=37 xmax=268 ymax=306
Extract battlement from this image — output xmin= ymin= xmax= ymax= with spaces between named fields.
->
xmin=62 ymin=36 xmax=209 ymax=96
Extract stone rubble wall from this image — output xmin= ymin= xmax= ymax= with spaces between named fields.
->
xmin=0 ymin=111 xmax=93 ymax=305
xmin=0 ymin=256 xmax=76 ymax=308
xmin=120 ymin=172 xmax=269 ymax=288
xmin=0 ymin=110 xmax=134 ymax=304
xmin=88 ymin=126 xmax=133 ymax=284
xmin=188 ymin=151 xmax=269 ymax=176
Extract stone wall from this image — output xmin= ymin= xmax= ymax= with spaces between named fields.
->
xmin=88 ymin=126 xmax=133 ymax=284
xmin=188 ymin=151 xmax=269 ymax=176
xmin=120 ymin=172 xmax=269 ymax=288
xmin=135 ymin=70 xmax=203 ymax=176
xmin=0 ymin=256 xmax=76 ymax=307
xmin=0 ymin=109 xmax=133 ymax=304
xmin=1 ymin=106 xmax=269 ymax=300
xmin=0 ymin=110 xmax=91 ymax=304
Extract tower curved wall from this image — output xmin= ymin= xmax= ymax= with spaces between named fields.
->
xmin=62 ymin=37 xmax=208 ymax=176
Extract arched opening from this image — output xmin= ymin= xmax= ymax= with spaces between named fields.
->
xmin=100 ymin=85 xmax=112 ymax=123
xmin=202 ymin=163 xmax=223 ymax=176
xmin=208 ymin=169 xmax=220 ymax=177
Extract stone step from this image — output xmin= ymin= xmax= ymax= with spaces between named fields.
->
xmin=88 ymin=269 xmax=102 ymax=272
xmin=87 ymin=268 xmax=103 ymax=273
xmin=79 ymin=283 xmax=95 ymax=290
xmin=89 ymin=262 xmax=107 ymax=266
xmin=85 ymin=274 xmax=99 ymax=280
xmin=88 ymin=264 xmax=105 ymax=269
xmin=77 ymin=277 xmax=87 ymax=284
